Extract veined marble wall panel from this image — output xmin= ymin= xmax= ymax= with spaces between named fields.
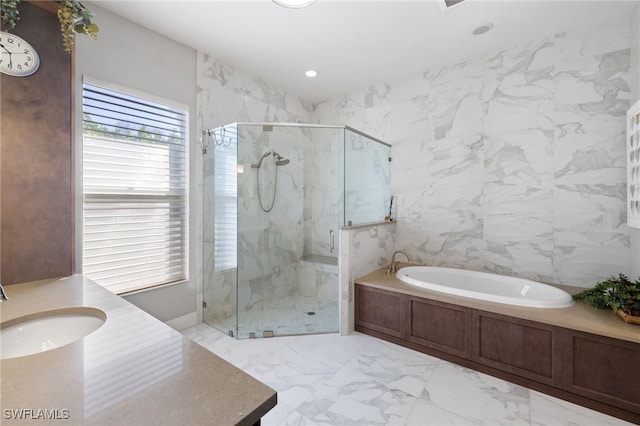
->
xmin=387 ymin=75 xmax=433 ymax=267
xmin=423 ymin=133 xmax=485 ymax=271
xmin=197 ymin=54 xmax=309 ymax=128
xmin=313 ymin=92 xmax=365 ymax=129
xmin=483 ymin=130 xmax=555 ymax=282
xmin=313 ymin=17 xmax=631 ymax=287
xmin=362 ymin=84 xmax=392 ymax=142
xmin=482 ymin=39 xmax=556 ymax=282
xmin=552 ymin=18 xmax=630 ymax=285
xmin=631 ymin=4 xmax=640 ymax=279
xmin=348 ymin=224 xmax=397 ymax=282
xmin=428 ymin=61 xmax=486 ymax=140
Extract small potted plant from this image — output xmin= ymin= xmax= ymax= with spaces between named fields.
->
xmin=573 ymin=274 xmax=640 ymax=325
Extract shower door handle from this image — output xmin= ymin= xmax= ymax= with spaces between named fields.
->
xmin=329 ymin=230 xmax=335 ymax=253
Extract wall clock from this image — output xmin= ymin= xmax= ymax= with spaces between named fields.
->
xmin=0 ymin=31 xmax=40 ymax=77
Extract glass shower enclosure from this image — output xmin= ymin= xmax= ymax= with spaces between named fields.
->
xmin=202 ymin=123 xmax=390 ymax=339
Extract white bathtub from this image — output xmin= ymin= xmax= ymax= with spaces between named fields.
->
xmin=396 ymin=266 xmax=574 ymax=308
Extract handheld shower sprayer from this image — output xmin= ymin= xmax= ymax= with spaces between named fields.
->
xmin=252 ymin=149 xmax=291 ymax=212
xmin=251 ymin=150 xmax=289 ymax=168
xmin=251 ymin=151 xmax=273 ymax=169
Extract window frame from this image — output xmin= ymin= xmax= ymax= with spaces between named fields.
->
xmin=80 ymin=76 xmax=190 ymax=295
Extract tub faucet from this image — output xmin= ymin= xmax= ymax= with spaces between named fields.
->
xmin=0 ymin=283 xmax=8 ymax=302
xmin=390 ymin=250 xmax=410 ymax=273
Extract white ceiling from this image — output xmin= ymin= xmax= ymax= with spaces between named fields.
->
xmin=91 ymin=0 xmax=636 ymax=103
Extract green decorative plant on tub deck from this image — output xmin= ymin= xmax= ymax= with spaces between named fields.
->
xmin=573 ymin=274 xmax=640 ymax=325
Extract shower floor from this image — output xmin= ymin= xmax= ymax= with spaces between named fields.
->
xmin=207 ymin=295 xmax=338 ymax=339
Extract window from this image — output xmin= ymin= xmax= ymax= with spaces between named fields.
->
xmin=82 ymin=80 xmax=188 ymax=294
xmin=212 ymin=126 xmax=237 ymax=272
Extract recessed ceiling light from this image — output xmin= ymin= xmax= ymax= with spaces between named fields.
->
xmin=273 ymin=0 xmax=316 ymax=8
xmin=472 ymin=23 xmax=494 ymax=36
xmin=305 ymin=70 xmax=318 ymax=78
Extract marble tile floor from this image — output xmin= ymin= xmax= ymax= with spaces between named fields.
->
xmin=205 ymin=295 xmax=339 ymax=339
xmin=181 ymin=324 xmax=632 ymax=426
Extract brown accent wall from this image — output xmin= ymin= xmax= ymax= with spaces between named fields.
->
xmin=1 ymin=1 xmax=73 ymax=284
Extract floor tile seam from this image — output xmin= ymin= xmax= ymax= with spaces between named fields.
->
xmin=260 ymin=400 xmax=297 ymax=426
xmin=319 ymin=356 xmax=428 ymax=400
xmin=402 ymin=396 xmax=435 ymax=426
xmin=287 ymin=374 xmax=423 ymax=426
xmin=352 ymin=349 xmax=443 ymax=387
xmin=297 ymin=348 xmax=362 ymax=399
xmin=527 ymin=389 xmax=621 ymax=426
xmin=423 ymin=361 xmax=534 ymax=426
xmin=412 ymin=387 xmax=521 ymax=426
xmin=277 ymin=336 xmax=354 ymax=375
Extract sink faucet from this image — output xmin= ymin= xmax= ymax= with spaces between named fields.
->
xmin=0 ymin=283 xmax=8 ymax=302
xmin=390 ymin=250 xmax=410 ymax=273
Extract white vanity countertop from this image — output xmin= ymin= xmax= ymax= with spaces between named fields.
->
xmin=0 ymin=275 xmax=276 ymax=425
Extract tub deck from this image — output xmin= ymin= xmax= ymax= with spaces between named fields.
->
xmin=355 ymin=264 xmax=639 ymax=344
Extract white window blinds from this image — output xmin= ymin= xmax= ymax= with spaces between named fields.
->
xmin=213 ymin=127 xmax=237 ymax=272
xmin=82 ymin=81 xmax=188 ymax=294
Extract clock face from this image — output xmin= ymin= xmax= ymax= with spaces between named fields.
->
xmin=0 ymin=31 xmax=40 ymax=77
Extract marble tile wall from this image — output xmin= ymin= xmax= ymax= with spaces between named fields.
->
xmin=315 ymin=16 xmax=632 ymax=287
xmin=631 ymin=4 xmax=640 ymax=279
xmin=340 ymin=223 xmax=397 ymax=334
xmin=198 ymin=56 xmax=346 ymax=335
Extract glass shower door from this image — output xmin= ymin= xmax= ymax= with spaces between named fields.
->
xmin=297 ymin=126 xmax=342 ymax=335
xmin=236 ymin=124 xmax=341 ymax=338
xmin=203 ymin=125 xmax=239 ymax=337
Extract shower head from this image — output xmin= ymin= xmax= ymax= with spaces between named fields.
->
xmin=273 ymin=151 xmax=290 ymax=166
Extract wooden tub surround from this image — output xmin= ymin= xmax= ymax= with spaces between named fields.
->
xmin=354 ymin=266 xmax=640 ymax=424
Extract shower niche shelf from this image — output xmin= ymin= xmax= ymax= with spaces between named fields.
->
xmin=300 ymin=254 xmax=337 ymax=266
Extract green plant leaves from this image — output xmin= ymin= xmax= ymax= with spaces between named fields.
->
xmin=573 ymin=273 xmax=640 ymax=316
xmin=1 ymin=0 xmax=97 ymax=53
xmin=1 ymin=0 xmax=20 ymax=29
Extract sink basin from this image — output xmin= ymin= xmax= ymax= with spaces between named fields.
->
xmin=1 ymin=308 xmax=106 ymax=360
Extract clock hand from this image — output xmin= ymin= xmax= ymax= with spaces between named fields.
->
xmin=0 ymin=43 xmax=12 ymax=55
xmin=0 ymin=44 xmax=14 ymax=69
